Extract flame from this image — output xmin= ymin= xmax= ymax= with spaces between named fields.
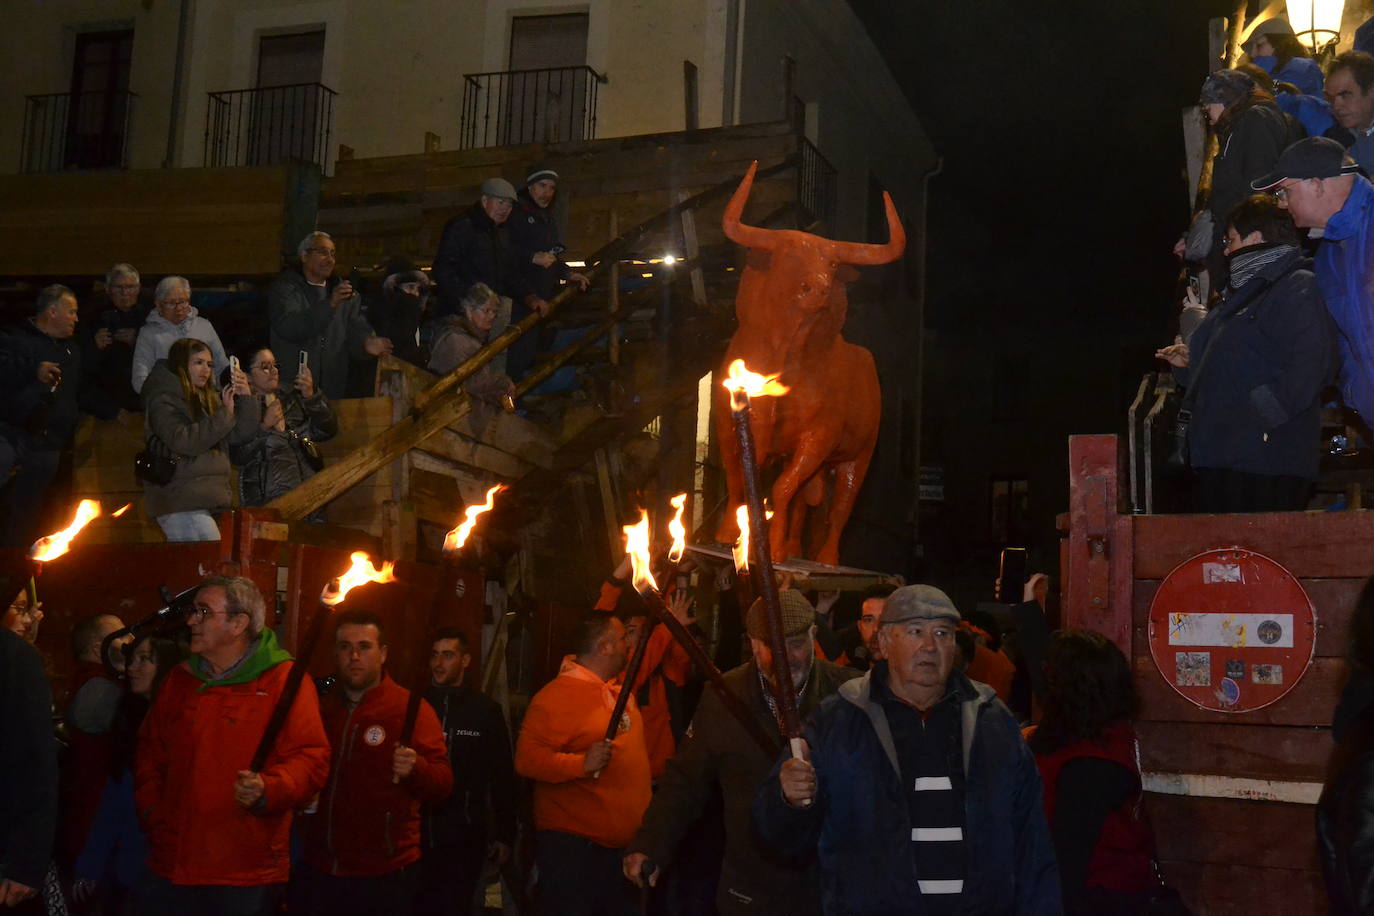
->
xmin=443 ymin=484 xmax=505 ymax=552
xmin=30 ymin=499 xmax=103 ymax=562
xmin=111 ymin=503 xmax=132 ymax=518
xmin=321 ymin=551 xmax=396 ymax=606
xmin=722 ymin=359 xmax=789 ymax=409
xmin=667 ymin=493 xmax=687 ymax=563
xmin=732 ymin=505 xmax=750 ymax=572
xmin=623 ymin=508 xmax=658 ymax=593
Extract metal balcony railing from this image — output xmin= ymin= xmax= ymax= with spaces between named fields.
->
xmin=203 ymin=83 xmax=336 ymax=170
xmin=21 ymin=90 xmax=136 ymax=173
xmin=459 ymin=65 xmax=605 ymax=150
xmin=798 ymin=137 xmax=837 ymax=229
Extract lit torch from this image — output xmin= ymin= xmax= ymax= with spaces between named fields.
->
xmin=250 ymin=551 xmax=397 ymax=772
xmin=111 ymin=503 xmax=132 ymax=518
xmin=601 ymin=508 xmax=779 ymax=764
xmin=30 ymin=499 xmax=103 ymax=563
xmin=443 ymin=484 xmax=505 ymax=553
xmin=667 ymin=493 xmax=687 ymax=564
xmin=721 ymin=358 xmax=806 ymax=765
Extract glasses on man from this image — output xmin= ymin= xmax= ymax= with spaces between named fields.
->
xmin=1273 ymin=187 xmax=1289 ymax=202
xmin=110 ymin=284 xmax=140 ymax=293
xmin=160 ymin=299 xmax=191 ymax=309
xmin=187 ymin=605 xmax=243 ymax=623
xmin=306 ymin=247 xmax=337 ymax=259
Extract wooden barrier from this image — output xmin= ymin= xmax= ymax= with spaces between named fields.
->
xmin=1065 ymin=434 xmax=1343 ymax=914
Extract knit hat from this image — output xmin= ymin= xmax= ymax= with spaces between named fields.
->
xmin=480 ymin=177 xmax=518 ymax=201
xmin=745 ymin=590 xmax=815 ymax=640
xmin=1251 ymin=136 xmax=1360 ymax=190
xmin=1199 ymin=69 xmax=1254 ymax=108
xmin=525 ymin=165 xmax=559 ymax=186
xmin=880 ymin=585 xmax=961 ymax=626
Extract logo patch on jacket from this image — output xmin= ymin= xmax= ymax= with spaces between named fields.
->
xmin=364 ymin=724 xmax=386 ymax=746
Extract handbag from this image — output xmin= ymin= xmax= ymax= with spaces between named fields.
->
xmin=134 ymin=434 xmax=179 ymax=486
xmin=288 ymin=428 xmax=324 ymax=472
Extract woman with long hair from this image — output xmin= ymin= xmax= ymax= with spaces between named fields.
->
xmin=140 ymin=337 xmax=254 ymax=541
xmin=72 ymin=634 xmax=186 ymax=914
xmin=1027 ymin=630 xmax=1163 ymax=914
xmin=1248 ymin=19 xmax=1324 ymax=96
xmin=229 ymin=347 xmax=337 ymax=507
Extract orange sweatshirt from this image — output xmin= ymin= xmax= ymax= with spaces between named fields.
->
xmin=514 ymin=660 xmax=652 ymax=849
xmin=966 ymin=643 xmax=1016 ymax=703
xmin=595 ymin=581 xmax=690 ymax=778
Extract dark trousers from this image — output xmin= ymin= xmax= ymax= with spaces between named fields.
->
xmin=0 ymin=435 xmax=60 ymax=547
xmin=289 ymin=861 xmax=417 ymax=916
xmin=135 ymin=872 xmax=280 ymax=916
xmin=1193 ymin=467 xmax=1311 ymax=513
xmin=413 ymin=837 xmax=485 ymax=916
xmin=535 ymin=830 xmax=637 ymax=916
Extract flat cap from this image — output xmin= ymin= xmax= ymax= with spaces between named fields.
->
xmin=746 ymin=589 xmax=815 ymax=640
xmin=880 ymin=584 xmax=961 ymax=625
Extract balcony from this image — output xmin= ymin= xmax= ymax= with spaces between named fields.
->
xmin=21 ymin=90 xmax=136 ymax=173
xmin=798 ymin=137 xmax=837 ymax=229
xmin=459 ymin=65 xmax=606 ymax=150
xmin=204 ymin=83 xmax=336 ymax=170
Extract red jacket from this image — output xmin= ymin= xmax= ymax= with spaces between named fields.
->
xmin=300 ymin=674 xmax=452 ymax=877
xmin=135 ymin=643 xmax=330 ymax=886
xmin=596 ymin=581 xmax=690 ymax=777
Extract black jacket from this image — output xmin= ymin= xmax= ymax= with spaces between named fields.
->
xmin=79 ymin=300 xmax=148 ymax=414
xmin=229 ymin=389 xmax=337 ymax=507
xmin=507 ymin=192 xmax=572 ymax=302
xmin=1320 ymin=701 xmax=1374 ymax=915
xmin=1175 ymin=248 xmax=1336 ymax=480
xmin=1211 ymin=103 xmax=1301 ymax=228
xmin=0 ymin=320 xmax=113 ymax=448
xmin=432 ymin=204 xmax=533 ymax=318
xmin=0 ymin=630 xmax=58 ymax=889
xmin=421 ymin=685 xmax=517 ymax=849
xmin=630 ymin=659 xmax=860 ymax=915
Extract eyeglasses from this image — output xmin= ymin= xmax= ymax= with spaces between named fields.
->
xmin=110 ymin=284 xmax=140 ymax=293
xmin=1273 ymin=187 xmax=1289 ymax=201
xmin=306 ymin=247 xmax=337 ymax=258
xmin=252 ymin=363 xmax=279 ymax=373
xmin=160 ymin=299 xmax=191 ymax=308
xmin=187 ymin=605 xmax=244 ymax=623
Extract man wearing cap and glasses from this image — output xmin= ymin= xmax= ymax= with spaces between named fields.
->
xmin=1254 ymin=137 xmax=1374 ymax=429
xmin=432 ymin=178 xmax=549 ymax=373
xmin=752 ymin=584 xmax=1059 ymax=916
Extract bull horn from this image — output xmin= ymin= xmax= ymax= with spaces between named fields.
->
xmin=722 ymin=161 xmax=777 ymax=251
xmin=825 ymin=191 xmax=906 ymax=265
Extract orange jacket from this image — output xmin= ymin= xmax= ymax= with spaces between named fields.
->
xmin=595 ymin=581 xmax=690 ymax=778
xmin=300 ymin=675 xmax=452 ymax=877
xmin=135 ymin=639 xmax=330 ymax=886
xmin=515 ymin=660 xmax=651 ymax=848
xmin=966 ymin=643 xmax=1016 ymax=703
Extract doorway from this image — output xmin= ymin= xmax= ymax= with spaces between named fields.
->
xmin=250 ymin=29 xmax=326 ymax=165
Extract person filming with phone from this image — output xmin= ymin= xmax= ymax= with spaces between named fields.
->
xmin=268 ymin=231 xmax=392 ymax=401
xmin=1155 ymin=193 xmax=1336 ymax=513
xmin=230 ymin=346 xmax=337 ymax=508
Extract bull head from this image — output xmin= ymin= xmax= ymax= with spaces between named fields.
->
xmin=722 ymin=160 xmax=906 ymax=266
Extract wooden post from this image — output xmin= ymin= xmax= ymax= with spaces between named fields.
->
xmin=1063 ymin=435 xmax=1133 ymax=657
xmin=675 ymin=189 xmax=708 ymax=308
xmin=594 ymin=448 xmax=622 ymax=560
xmin=683 ymin=60 xmax=700 ymax=131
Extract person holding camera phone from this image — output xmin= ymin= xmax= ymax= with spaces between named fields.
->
xmin=230 ymin=347 xmax=337 ymax=508
xmin=268 ymin=231 xmax=393 ymax=401
xmin=140 ymin=338 xmax=256 ymax=542
xmin=82 ymin=262 xmax=148 ymax=413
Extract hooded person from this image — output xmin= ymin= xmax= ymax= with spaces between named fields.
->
xmin=131 ymin=277 xmax=229 ymax=394
xmin=367 ymin=255 xmax=431 ymax=369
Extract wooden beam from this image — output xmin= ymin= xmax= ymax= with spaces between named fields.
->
xmin=594 ymin=448 xmax=622 ymax=560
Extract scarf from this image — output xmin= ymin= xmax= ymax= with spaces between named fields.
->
xmin=1228 ymin=242 xmax=1296 ymax=290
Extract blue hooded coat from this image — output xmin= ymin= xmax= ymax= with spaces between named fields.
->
xmin=1317 ymin=176 xmax=1374 ymax=423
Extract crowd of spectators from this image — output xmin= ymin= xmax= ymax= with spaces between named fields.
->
xmin=1165 ymin=26 xmax=1374 ymax=514
xmin=0 ymin=164 xmax=588 ymax=548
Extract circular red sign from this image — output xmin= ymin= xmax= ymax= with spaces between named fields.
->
xmin=1147 ymin=547 xmax=1315 ymax=713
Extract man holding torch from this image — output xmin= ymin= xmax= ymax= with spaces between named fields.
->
xmin=515 ymin=610 xmax=651 ymax=916
xmin=134 ymin=576 xmax=330 ymax=916
xmin=294 ymin=611 xmax=452 ymax=915
xmin=623 ymin=590 xmax=859 ymax=914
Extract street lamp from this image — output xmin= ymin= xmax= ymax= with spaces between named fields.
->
xmin=1288 ymin=0 xmax=1346 ymax=55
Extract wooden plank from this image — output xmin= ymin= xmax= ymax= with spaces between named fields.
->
xmin=1137 ymin=721 xmax=1333 ymax=782
xmin=1133 ymin=576 xmax=1363 ymax=658
xmin=1132 ymin=510 xmax=1374 ymax=579
xmin=1159 ymin=860 xmax=1326 ymax=916
xmin=1134 ymin=655 xmax=1342 ymax=726
xmin=1148 ymin=794 xmax=1320 ymax=870
xmin=414 ymin=428 xmax=530 ymax=479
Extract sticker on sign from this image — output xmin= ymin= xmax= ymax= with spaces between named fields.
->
xmin=1168 ymin=613 xmax=1293 ymax=648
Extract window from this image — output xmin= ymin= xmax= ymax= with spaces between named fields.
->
xmin=504 ymin=13 xmax=592 ymax=144
xmin=65 ymin=29 xmax=134 ymax=169
xmin=249 ymin=29 xmax=326 ymax=166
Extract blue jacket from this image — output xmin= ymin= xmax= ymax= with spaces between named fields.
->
xmin=1254 ymin=55 xmax=1324 ymax=97
xmin=752 ymin=668 xmax=1061 ymax=916
xmin=1275 ymin=91 xmax=1334 ymax=139
xmin=1176 ymin=248 xmax=1336 ymax=479
xmin=1317 ymin=176 xmax=1374 ymax=423
xmin=74 ymin=772 xmax=145 ymax=891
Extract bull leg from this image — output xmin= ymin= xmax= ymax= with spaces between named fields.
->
xmin=768 ymin=443 xmax=826 ymax=563
xmin=784 ymin=473 xmax=825 ymax=561
xmin=814 ymin=446 xmax=874 ymax=567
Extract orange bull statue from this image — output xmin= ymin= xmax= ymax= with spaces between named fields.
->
xmin=713 ymin=161 xmax=905 ymax=566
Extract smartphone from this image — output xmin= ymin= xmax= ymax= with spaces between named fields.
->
xmin=298 ymin=350 xmax=309 ymax=371
xmin=1187 ymin=275 xmax=1200 ymax=301
xmin=997 ymin=547 xmax=1028 ymax=603
xmin=229 ymin=355 xmax=240 ymax=373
